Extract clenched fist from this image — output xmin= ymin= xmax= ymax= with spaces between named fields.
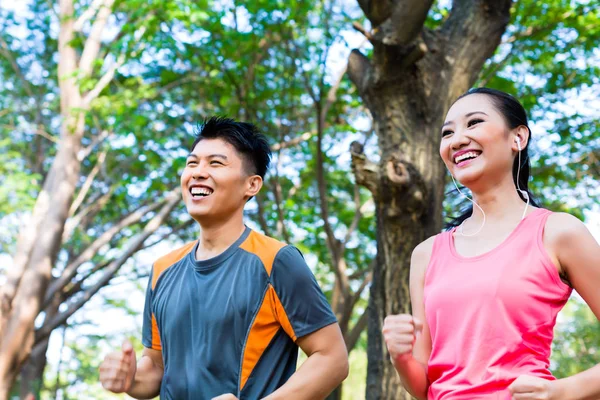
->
xmin=382 ymin=314 xmax=423 ymax=364
xmin=99 ymin=340 xmax=137 ymax=393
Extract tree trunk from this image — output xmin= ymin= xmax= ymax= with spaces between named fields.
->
xmin=19 ymin=338 xmax=50 ymax=400
xmin=347 ymin=1 xmax=513 ymax=398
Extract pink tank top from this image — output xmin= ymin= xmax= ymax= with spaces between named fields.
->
xmin=423 ymin=208 xmax=572 ymax=399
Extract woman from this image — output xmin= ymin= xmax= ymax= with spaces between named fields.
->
xmin=383 ymin=88 xmax=600 ymax=400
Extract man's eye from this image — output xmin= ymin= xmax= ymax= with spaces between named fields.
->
xmin=186 ymin=161 xmax=197 ymax=166
xmin=210 ymin=161 xmax=223 ymax=165
xmin=468 ymin=118 xmax=484 ymax=127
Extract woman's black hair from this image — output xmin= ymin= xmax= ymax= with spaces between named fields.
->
xmin=446 ymin=87 xmax=540 ymax=229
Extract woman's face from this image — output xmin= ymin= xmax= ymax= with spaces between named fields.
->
xmin=439 ymin=94 xmax=517 ymax=187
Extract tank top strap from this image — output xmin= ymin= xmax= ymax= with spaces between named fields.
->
xmin=512 ymin=208 xmax=552 ymax=245
xmin=425 ymin=230 xmax=455 ymax=285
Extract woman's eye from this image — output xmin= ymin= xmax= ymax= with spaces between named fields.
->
xmin=442 ymin=129 xmax=453 ymax=137
xmin=468 ymin=118 xmax=484 ymax=127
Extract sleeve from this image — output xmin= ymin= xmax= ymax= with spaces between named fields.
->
xmin=270 ymin=246 xmax=338 ymax=340
xmin=141 ymin=268 xmax=162 ymax=351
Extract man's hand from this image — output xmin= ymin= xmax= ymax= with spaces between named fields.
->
xmin=99 ymin=340 xmax=137 ymax=393
xmin=211 ymin=394 xmax=238 ymax=400
xmin=508 ymin=375 xmax=559 ymax=400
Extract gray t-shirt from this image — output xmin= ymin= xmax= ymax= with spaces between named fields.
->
xmin=142 ymin=226 xmax=337 ymax=399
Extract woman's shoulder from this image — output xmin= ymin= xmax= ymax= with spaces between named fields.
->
xmin=410 ymin=235 xmax=440 ymax=276
xmin=544 ymin=211 xmax=589 ymax=244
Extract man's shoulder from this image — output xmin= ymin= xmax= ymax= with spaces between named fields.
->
xmin=239 ymin=230 xmax=291 ymax=275
xmin=151 ymin=241 xmax=196 ymax=289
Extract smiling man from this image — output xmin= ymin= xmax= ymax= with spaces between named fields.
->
xmin=99 ymin=117 xmax=348 ymax=399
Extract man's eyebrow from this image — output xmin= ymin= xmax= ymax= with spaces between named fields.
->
xmin=185 ymin=153 xmax=229 ymax=160
xmin=442 ymin=111 xmax=489 ymax=127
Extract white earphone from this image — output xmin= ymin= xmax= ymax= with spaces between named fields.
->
xmin=514 ymin=136 xmax=529 ymax=218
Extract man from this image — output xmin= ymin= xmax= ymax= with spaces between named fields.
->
xmin=99 ymin=117 xmax=348 ymax=399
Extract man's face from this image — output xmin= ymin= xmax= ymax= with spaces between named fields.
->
xmin=180 ymin=138 xmax=260 ymax=223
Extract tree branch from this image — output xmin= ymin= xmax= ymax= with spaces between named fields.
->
xmin=345 ymin=308 xmax=368 ymax=352
xmin=79 ymin=0 xmax=116 ymax=77
xmin=82 ymin=53 xmax=125 ymax=106
xmin=62 ymin=189 xmax=113 ymax=242
xmin=372 ymin=0 xmax=434 ymax=47
xmin=68 ymin=151 xmax=106 ymax=217
xmin=78 ymin=129 xmax=111 ymax=161
xmin=271 ymin=170 xmax=290 ymax=243
xmin=253 ymin=192 xmax=272 ymax=237
xmin=441 ymin=0 xmax=512 ymax=98
xmin=46 ymin=194 xmax=172 ymax=305
xmin=343 ymin=184 xmax=368 ymax=246
xmin=138 ymin=219 xmax=195 ymax=252
xmin=0 ymin=37 xmax=36 ymax=99
xmin=350 ymin=141 xmax=379 ymax=195
xmin=270 ymin=131 xmax=316 ymax=151
xmin=36 ymin=189 xmax=180 ymax=341
xmin=321 ymin=64 xmax=348 ymax=127
xmin=347 ymin=49 xmax=372 ymax=98
xmin=73 ymin=0 xmax=105 ymax=32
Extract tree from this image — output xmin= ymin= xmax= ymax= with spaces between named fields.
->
xmin=345 ymin=0 xmax=600 ymax=398
xmin=0 ymin=0 xmax=204 ymax=395
xmin=346 ymin=1 xmax=512 ymax=397
xmin=0 ymin=0 xmax=375 ymax=397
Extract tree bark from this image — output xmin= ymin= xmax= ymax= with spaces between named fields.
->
xmin=348 ymin=1 xmax=512 ymax=398
xmin=19 ymin=338 xmax=49 ymax=400
xmin=0 ymin=0 xmax=164 ymax=396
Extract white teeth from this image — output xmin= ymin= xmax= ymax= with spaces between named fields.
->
xmin=190 ymin=187 xmax=213 ymax=196
xmin=455 ymin=152 xmax=480 ymax=163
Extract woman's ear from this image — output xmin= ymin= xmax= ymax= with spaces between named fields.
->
xmin=513 ymin=125 xmax=530 ymax=151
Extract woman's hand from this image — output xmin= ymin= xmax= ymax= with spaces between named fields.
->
xmin=508 ymin=375 xmax=561 ymax=400
xmin=382 ymin=314 xmax=423 ymax=364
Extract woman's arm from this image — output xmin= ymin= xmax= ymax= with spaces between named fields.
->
xmin=387 ymin=236 xmax=434 ymax=399
xmin=510 ymin=213 xmax=600 ymax=400
xmin=547 ymin=213 xmax=600 ymax=400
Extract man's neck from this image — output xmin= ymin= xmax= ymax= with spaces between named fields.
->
xmin=195 ymin=214 xmax=246 ymax=261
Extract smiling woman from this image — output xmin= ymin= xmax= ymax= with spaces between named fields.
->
xmin=382 ymin=88 xmax=600 ymax=400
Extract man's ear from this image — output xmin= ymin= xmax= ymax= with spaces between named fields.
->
xmin=245 ymin=175 xmax=263 ymax=199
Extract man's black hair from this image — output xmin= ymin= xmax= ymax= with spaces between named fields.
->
xmin=191 ymin=116 xmax=271 ymax=179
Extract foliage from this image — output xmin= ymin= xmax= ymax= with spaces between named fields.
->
xmin=551 ymin=295 xmax=600 ymax=378
xmin=0 ymin=0 xmax=599 ymax=397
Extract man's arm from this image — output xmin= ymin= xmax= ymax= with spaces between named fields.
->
xmin=263 ymin=323 xmax=349 ymax=400
xmin=127 ymin=347 xmax=164 ymax=399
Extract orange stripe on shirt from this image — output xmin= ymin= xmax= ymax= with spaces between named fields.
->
xmin=151 ymin=313 xmax=162 ymax=350
xmin=239 ymin=231 xmax=286 ymax=276
xmin=149 ymin=241 xmax=196 ymax=351
xmin=240 ymin=285 xmax=281 ymax=390
xmin=270 ymin=284 xmax=297 ymax=341
xmin=151 ymin=241 xmax=196 ymax=290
